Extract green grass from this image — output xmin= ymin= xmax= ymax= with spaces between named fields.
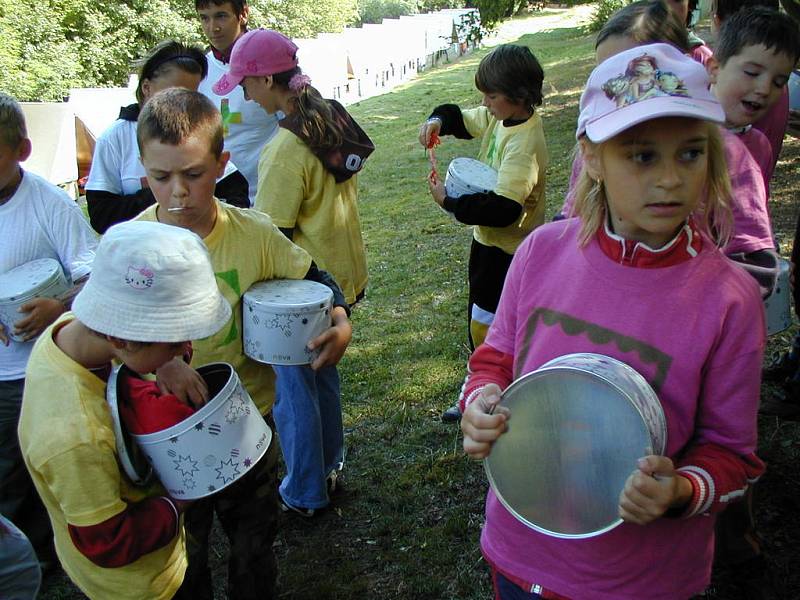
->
xmin=40 ymin=7 xmax=800 ymax=600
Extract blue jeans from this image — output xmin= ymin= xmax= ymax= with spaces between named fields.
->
xmin=273 ymin=365 xmax=343 ymax=509
xmin=0 ymin=379 xmax=51 ymax=560
xmin=493 ymin=571 xmax=544 ymax=600
xmin=0 ymin=514 xmax=41 ymax=599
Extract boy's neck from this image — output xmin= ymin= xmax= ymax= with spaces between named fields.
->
xmin=54 ymin=319 xmax=116 ymax=371
xmin=0 ymin=166 xmax=23 ymax=206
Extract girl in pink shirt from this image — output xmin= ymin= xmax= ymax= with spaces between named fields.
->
xmin=461 ymin=44 xmax=765 ymax=600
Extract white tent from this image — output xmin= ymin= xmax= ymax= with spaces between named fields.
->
xmin=21 ymin=103 xmax=79 ymax=188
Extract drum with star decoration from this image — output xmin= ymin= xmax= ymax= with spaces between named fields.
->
xmin=107 ymin=362 xmax=272 ymax=499
xmin=242 ymin=279 xmax=333 ymax=365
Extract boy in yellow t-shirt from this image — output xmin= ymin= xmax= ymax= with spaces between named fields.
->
xmin=418 ymin=44 xmax=549 ymax=422
xmin=134 ymin=88 xmax=352 ymax=598
xmin=18 ymin=220 xmax=232 ymax=600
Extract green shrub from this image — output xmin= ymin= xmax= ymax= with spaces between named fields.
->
xmin=587 ymin=0 xmax=632 ymax=32
xmin=358 ymin=0 xmax=418 ymax=24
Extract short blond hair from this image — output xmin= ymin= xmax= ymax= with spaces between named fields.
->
xmin=573 ymin=121 xmax=732 ymax=247
xmin=137 ymin=88 xmax=224 ymax=158
xmin=0 ymin=93 xmax=27 ymax=148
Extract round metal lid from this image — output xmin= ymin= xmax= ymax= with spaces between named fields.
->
xmin=484 ymin=359 xmax=661 ymax=539
xmin=446 ymin=157 xmax=497 ymax=192
xmin=106 ymin=365 xmax=154 ymax=486
xmin=244 ymin=279 xmax=333 ymax=311
xmin=0 ymin=258 xmax=65 ymax=304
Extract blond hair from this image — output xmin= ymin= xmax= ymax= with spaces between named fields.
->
xmin=573 ymin=121 xmax=732 ymax=247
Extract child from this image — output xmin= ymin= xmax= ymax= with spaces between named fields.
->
xmin=85 ymin=40 xmax=249 ymax=234
xmin=17 ymin=220 xmax=232 ymax=600
xmin=214 ymin=29 xmax=372 ymax=515
xmin=707 ymin=6 xmax=799 ymax=191
xmin=417 ymin=44 xmax=548 ymax=422
xmin=133 ymin=88 xmax=352 ymax=597
xmin=461 ymin=44 xmax=766 ymax=599
xmin=711 ymin=1 xmax=788 ymax=171
xmin=0 ymin=93 xmax=97 ymax=570
xmin=196 ymin=0 xmax=280 ymax=206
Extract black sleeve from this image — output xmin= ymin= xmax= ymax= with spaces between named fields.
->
xmin=85 ymin=188 xmax=156 ymax=234
xmin=442 ymin=191 xmax=522 ymax=227
xmin=305 ymin=262 xmax=350 ymax=316
xmin=429 ymin=104 xmax=473 ymax=140
xmin=214 ymin=171 xmax=250 ymax=209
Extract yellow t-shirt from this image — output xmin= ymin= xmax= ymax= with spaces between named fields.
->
xmin=137 ymin=201 xmax=312 ymax=414
xmin=18 ymin=315 xmax=186 ymax=600
xmin=254 ymin=128 xmax=368 ymax=305
xmin=462 ymin=106 xmax=549 ymax=255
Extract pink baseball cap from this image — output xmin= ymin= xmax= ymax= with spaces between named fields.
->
xmin=212 ymin=29 xmax=299 ymax=95
xmin=576 ymin=43 xmax=724 ymax=143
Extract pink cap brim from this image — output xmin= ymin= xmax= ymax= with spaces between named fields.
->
xmin=584 ymin=96 xmax=725 ymax=143
xmin=212 ymin=73 xmax=242 ymax=96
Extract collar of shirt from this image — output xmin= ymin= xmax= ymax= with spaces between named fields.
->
xmin=596 ymin=217 xmax=702 ymax=268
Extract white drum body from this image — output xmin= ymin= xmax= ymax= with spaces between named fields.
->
xmin=243 ymin=279 xmax=333 ymax=365
xmin=0 ymin=258 xmax=70 ymax=342
xmin=789 ymin=70 xmax=800 ymax=111
xmin=107 ymin=362 xmax=272 ymax=499
xmin=764 ymin=258 xmax=792 ymax=336
xmin=444 ymin=157 xmax=498 ymax=199
xmin=484 ymin=353 xmax=666 ymax=539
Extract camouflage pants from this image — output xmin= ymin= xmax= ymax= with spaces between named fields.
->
xmin=177 ymin=413 xmax=280 ymax=600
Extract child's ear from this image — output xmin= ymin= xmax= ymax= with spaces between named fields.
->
xmin=706 ymin=57 xmax=720 ymax=85
xmin=265 ymin=75 xmax=274 ymax=89
xmin=217 ymin=150 xmax=230 ymax=178
xmin=579 ymin=138 xmax=602 ymax=181
xmin=17 ymin=138 xmax=32 ymax=162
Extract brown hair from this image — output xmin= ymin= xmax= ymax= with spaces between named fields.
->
xmin=137 ymin=88 xmax=224 ymax=158
xmin=474 ymin=44 xmax=544 ymax=109
xmin=272 ymin=67 xmax=344 ymax=152
xmin=596 ymin=0 xmax=690 ymax=54
xmin=573 ymin=121 xmax=731 ymax=247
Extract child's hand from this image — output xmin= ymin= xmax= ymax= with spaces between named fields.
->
xmin=0 ymin=323 xmax=8 ymax=347
xmin=14 ymin=297 xmax=65 ymax=341
xmin=308 ymin=306 xmax=352 ymax=370
xmin=427 ymin=171 xmax=446 ymax=207
xmin=418 ymin=118 xmax=442 ymax=148
xmin=156 ymin=357 xmax=209 ymax=409
xmin=461 ymin=383 xmax=509 ymax=459
xmin=618 ymin=455 xmax=693 ymax=525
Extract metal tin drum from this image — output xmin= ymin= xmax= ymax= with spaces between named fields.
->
xmin=242 ymin=279 xmax=333 ymax=365
xmin=107 ymin=362 xmax=272 ymax=499
xmin=789 ymin=70 xmax=800 ymax=111
xmin=484 ymin=353 xmax=667 ymax=539
xmin=764 ymin=258 xmax=792 ymax=336
xmin=445 ymin=157 xmax=498 ymax=199
xmin=0 ymin=258 xmax=70 ymax=342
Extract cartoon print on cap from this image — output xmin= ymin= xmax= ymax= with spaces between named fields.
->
xmin=602 ymin=54 xmax=689 ymax=108
xmin=125 ymin=266 xmax=154 ymax=290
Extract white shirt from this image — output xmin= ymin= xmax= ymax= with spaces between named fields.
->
xmin=85 ymin=117 xmax=144 ymax=195
xmin=198 ymin=51 xmax=280 ymax=205
xmin=0 ymin=171 xmax=97 ymax=379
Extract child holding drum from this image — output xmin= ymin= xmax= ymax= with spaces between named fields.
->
xmin=0 ymin=93 xmax=97 ymax=572
xmin=214 ymin=29 xmax=374 ymax=517
xmin=133 ymin=88 xmax=352 ymax=598
xmin=461 ymin=44 xmax=766 ymax=599
xmin=18 ymin=220 xmax=232 ymax=600
xmin=418 ymin=44 xmax=548 ymax=422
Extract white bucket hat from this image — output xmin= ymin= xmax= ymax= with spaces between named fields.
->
xmin=72 ymin=221 xmax=231 ymax=342
xmin=576 ymin=43 xmax=724 ymax=143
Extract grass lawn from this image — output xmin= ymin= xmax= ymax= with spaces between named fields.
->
xmin=40 ymin=5 xmax=800 ymax=599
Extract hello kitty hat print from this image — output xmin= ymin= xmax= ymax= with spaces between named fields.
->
xmin=576 ymin=43 xmax=724 ymax=143
xmin=72 ymin=221 xmax=231 ymax=342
